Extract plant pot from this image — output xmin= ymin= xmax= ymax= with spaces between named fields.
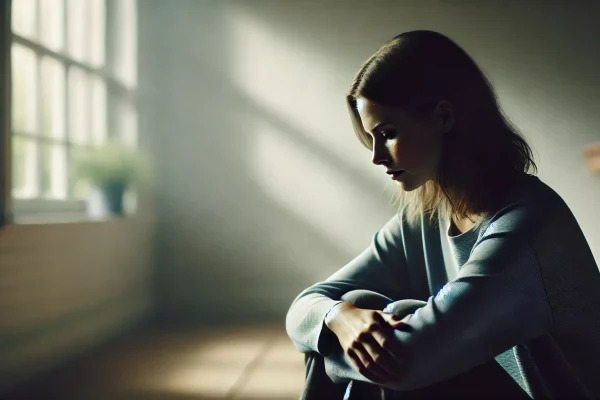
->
xmin=100 ymin=181 xmax=126 ymax=216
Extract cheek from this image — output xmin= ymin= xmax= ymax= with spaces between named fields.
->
xmin=393 ymin=133 xmax=439 ymax=169
xmin=391 ymin=133 xmax=415 ymax=156
xmin=390 ymin=136 xmax=418 ymax=163
xmin=389 ymin=141 xmax=403 ymax=159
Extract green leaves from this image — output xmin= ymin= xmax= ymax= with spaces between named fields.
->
xmin=71 ymin=140 xmax=152 ymax=188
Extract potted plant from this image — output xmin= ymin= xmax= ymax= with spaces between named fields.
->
xmin=72 ymin=140 xmax=151 ymax=216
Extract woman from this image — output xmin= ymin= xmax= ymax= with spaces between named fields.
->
xmin=286 ymin=30 xmax=600 ymax=399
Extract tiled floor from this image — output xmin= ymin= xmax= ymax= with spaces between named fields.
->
xmin=7 ymin=324 xmax=306 ymax=400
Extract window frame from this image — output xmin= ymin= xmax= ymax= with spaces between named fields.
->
xmin=1 ymin=0 xmax=11 ymax=227
xmin=6 ymin=0 xmax=137 ymax=224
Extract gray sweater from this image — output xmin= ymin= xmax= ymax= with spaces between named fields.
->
xmin=286 ymin=174 xmax=600 ymax=398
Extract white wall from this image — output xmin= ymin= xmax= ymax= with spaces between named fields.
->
xmin=139 ymin=0 xmax=600 ymax=325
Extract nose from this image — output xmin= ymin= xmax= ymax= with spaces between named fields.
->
xmin=371 ymin=140 xmax=390 ymax=166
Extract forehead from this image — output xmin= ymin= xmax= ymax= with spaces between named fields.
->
xmin=356 ymin=98 xmax=399 ymax=128
xmin=357 ymin=97 xmax=385 ymax=115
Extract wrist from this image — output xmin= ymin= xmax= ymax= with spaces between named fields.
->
xmin=324 ymin=301 xmax=355 ymax=331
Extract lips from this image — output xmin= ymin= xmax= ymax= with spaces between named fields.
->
xmin=388 ymin=170 xmax=405 ymax=180
xmin=386 ymin=170 xmax=405 ymax=175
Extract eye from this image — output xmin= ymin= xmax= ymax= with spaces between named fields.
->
xmin=380 ymin=130 xmax=396 ymax=139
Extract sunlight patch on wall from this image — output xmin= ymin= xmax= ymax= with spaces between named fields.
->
xmin=225 ymin=5 xmax=386 ymax=186
xmin=249 ymin=120 xmax=394 ymax=256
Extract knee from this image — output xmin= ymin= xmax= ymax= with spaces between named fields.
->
xmin=340 ymin=290 xmax=392 ymax=310
xmin=383 ymin=299 xmax=428 ymax=319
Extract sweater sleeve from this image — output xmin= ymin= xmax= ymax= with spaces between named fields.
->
xmin=285 ymin=213 xmax=413 ymax=355
xmin=325 ymin=205 xmax=555 ymax=391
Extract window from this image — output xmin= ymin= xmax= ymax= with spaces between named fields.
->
xmin=9 ymin=0 xmax=137 ymax=222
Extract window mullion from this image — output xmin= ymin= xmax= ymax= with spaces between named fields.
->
xmin=34 ymin=55 xmax=42 ymax=199
xmin=84 ymin=0 xmax=93 ymax=148
xmin=105 ymin=0 xmax=117 ymax=140
xmin=63 ymin=0 xmax=71 ymax=198
xmin=34 ymin=0 xmax=42 ymax=199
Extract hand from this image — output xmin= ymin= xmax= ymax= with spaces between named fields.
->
xmin=325 ymin=302 xmax=407 ymax=385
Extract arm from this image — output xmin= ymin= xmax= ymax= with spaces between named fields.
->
xmin=285 ymin=213 xmax=413 ymax=355
xmin=326 ymin=207 xmax=555 ymax=390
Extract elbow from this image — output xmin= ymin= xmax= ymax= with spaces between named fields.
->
xmin=284 ymin=306 xmax=296 ymax=341
xmin=284 ymin=301 xmax=308 ymax=353
xmin=284 ymin=299 xmax=295 ymax=330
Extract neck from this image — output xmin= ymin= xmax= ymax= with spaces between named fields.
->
xmin=449 ymin=215 xmax=471 ymax=235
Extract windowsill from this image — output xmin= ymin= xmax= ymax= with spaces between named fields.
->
xmin=13 ymin=197 xmax=87 ymax=213
xmin=9 ymin=197 xmax=135 ymax=225
xmin=12 ymin=212 xmax=128 ymax=225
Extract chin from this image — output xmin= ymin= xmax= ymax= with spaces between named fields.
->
xmin=399 ymin=183 xmax=418 ymax=192
xmin=397 ymin=177 xmax=427 ymax=192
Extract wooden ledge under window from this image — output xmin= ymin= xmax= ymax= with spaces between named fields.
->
xmin=583 ymin=142 xmax=600 ymax=173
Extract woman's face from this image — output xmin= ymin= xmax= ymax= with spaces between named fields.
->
xmin=356 ymin=97 xmax=453 ymax=192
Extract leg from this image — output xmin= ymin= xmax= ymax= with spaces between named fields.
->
xmin=300 ymin=290 xmax=392 ymax=400
xmin=392 ymin=359 xmax=530 ymax=399
xmin=340 ymin=289 xmax=393 ymax=310
xmin=300 ymin=351 xmax=348 ymax=400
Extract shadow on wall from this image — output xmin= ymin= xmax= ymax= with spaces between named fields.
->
xmin=138 ymin=0 xmax=397 ymax=326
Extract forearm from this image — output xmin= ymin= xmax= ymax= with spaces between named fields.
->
xmin=286 ymin=284 xmax=410 ymax=354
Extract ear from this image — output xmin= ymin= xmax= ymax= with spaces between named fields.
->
xmin=435 ymin=100 xmax=455 ymax=134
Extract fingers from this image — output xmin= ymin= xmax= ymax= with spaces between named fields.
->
xmin=388 ymin=319 xmax=407 ymax=329
xmin=361 ymin=333 xmax=403 ymax=377
xmin=370 ymin=313 xmax=405 ymax=360
xmin=347 ymin=343 xmax=398 ymax=384
xmin=379 ymin=311 xmax=402 ymax=326
xmin=340 ymin=308 xmax=408 ymax=385
xmin=380 ymin=312 xmax=408 ymax=329
xmin=346 ymin=317 xmax=404 ymax=383
xmin=371 ymin=328 xmax=404 ymax=361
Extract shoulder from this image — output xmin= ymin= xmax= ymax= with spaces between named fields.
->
xmin=375 ymin=206 xmax=436 ymax=255
xmin=479 ymin=174 xmax=570 ymax=239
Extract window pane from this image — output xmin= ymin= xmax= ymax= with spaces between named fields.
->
xmin=114 ymin=0 xmax=137 ymax=88
xmin=67 ymin=0 xmax=86 ymax=61
xmin=12 ymin=136 xmax=39 ymax=199
xmin=12 ymin=0 xmax=36 ymax=39
xmin=90 ymin=75 xmax=106 ymax=144
xmin=40 ymin=57 xmax=65 ymax=139
xmin=11 ymin=44 xmax=38 ymax=134
xmin=89 ymin=0 xmax=106 ymax=66
xmin=116 ymin=98 xmax=137 ymax=146
xmin=68 ymin=67 xmax=89 ymax=144
xmin=69 ymin=149 xmax=89 ymax=199
xmin=40 ymin=0 xmax=64 ymax=51
xmin=40 ymin=143 xmax=67 ymax=199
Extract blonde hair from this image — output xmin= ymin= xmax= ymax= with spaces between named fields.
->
xmin=347 ymin=31 xmax=536 ymax=224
